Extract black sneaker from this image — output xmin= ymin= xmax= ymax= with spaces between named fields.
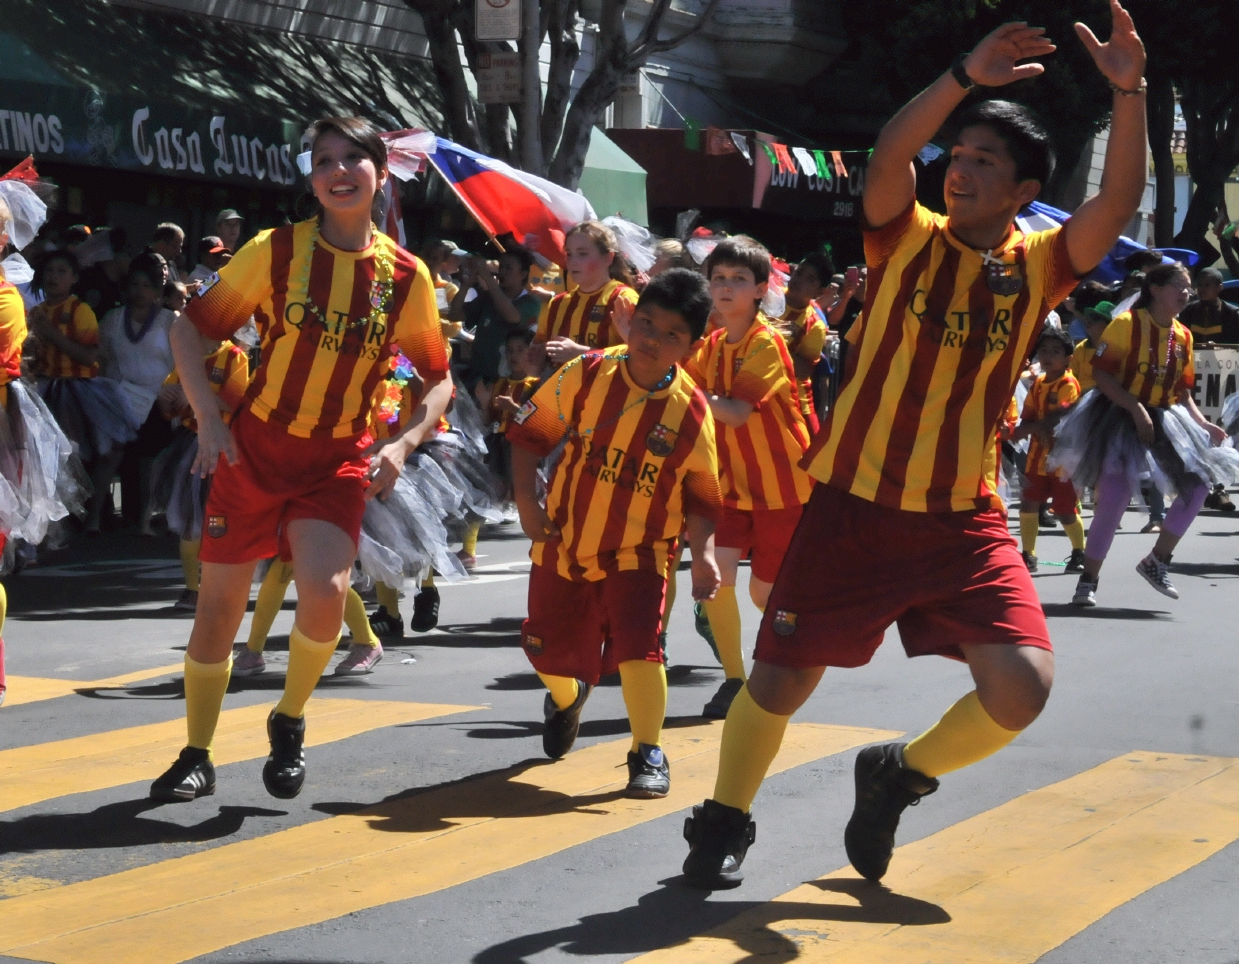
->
xmin=693 ymin=601 xmax=720 ymax=663
xmin=1204 ymin=484 xmax=1235 ymax=512
xmin=369 ymin=605 xmax=404 ymax=640
xmin=173 ymin=589 xmax=199 ymax=613
xmin=1065 ymin=548 xmax=1087 ymax=572
xmin=542 ymin=680 xmax=591 ymax=759
xmin=844 ymin=742 xmax=939 ymax=882
xmin=682 ymin=799 xmax=756 ymax=889
xmin=626 ymin=743 xmax=670 ymax=798
xmin=150 ymin=747 xmax=216 ymax=802
xmin=410 ymin=585 xmax=440 ymax=633
xmin=702 ymin=677 xmax=744 ymax=719
xmin=1021 ymin=550 xmax=1038 ymax=573
xmin=1039 ymin=507 xmax=1055 ymax=528
xmin=262 ymin=710 xmax=306 ymax=799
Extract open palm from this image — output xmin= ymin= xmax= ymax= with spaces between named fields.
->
xmin=1075 ymin=0 xmax=1146 ymax=90
xmin=965 ymin=22 xmax=1057 ymax=87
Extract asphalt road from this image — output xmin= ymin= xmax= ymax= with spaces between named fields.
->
xmin=0 ymin=498 xmax=1237 ymax=964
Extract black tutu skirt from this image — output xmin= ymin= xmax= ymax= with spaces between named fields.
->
xmin=0 ymin=379 xmax=90 ymax=566
xmin=39 ymin=376 xmax=139 ymax=462
xmin=148 ymin=428 xmax=209 ymax=540
xmin=1049 ymin=389 xmax=1239 ymax=499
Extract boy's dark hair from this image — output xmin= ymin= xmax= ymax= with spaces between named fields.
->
xmin=499 ymin=244 xmax=535 ymax=277
xmin=703 ymin=235 xmax=771 ymax=286
xmin=33 ymin=249 xmax=80 ymax=295
xmin=1071 ymin=280 xmax=1112 ymax=313
xmin=1134 ymin=261 xmax=1189 ymax=310
xmin=505 ymin=327 xmax=534 ymax=346
xmin=637 ymin=268 xmax=712 ymax=341
xmin=1122 ymin=249 xmax=1163 ymax=274
xmin=1034 ymin=325 xmax=1074 ymax=357
xmin=164 ymin=280 xmax=188 ymax=298
xmin=127 ymin=252 xmax=166 ymax=287
xmin=796 ymin=251 xmax=835 ymax=288
xmin=956 ymin=99 xmax=1055 ymax=186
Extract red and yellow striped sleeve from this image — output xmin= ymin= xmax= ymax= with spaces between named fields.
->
xmin=214 ymin=345 xmax=250 ymax=416
xmin=507 ymin=361 xmax=578 ymax=457
xmin=391 ymin=256 xmax=451 ymax=386
xmin=186 ymin=232 xmax=274 ymax=341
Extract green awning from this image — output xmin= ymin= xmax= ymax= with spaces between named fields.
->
xmin=578 ymin=128 xmax=648 ymax=226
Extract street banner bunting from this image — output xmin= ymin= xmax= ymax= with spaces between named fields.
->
xmin=792 ymin=146 xmax=817 ymax=177
xmin=729 ymin=132 xmax=752 ymax=163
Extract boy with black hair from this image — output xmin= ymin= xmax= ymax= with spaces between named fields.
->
xmin=507 ymin=268 xmax=722 ymax=799
xmin=683 ymin=3 xmax=1149 ymax=888
xmin=781 ymin=253 xmax=833 ymax=432
xmin=1013 ymin=326 xmax=1085 ymax=571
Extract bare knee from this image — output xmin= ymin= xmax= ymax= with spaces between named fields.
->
xmin=749 ymin=578 xmax=772 ymax=611
xmin=746 ymin=660 xmax=824 ymax=716
xmin=967 ymin=644 xmax=1054 ymax=730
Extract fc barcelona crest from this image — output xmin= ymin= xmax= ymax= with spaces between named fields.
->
xmin=772 ymin=610 xmax=798 ymax=636
xmin=523 ymin=634 xmax=544 ymax=656
xmin=369 ymin=279 xmax=394 ymax=313
xmin=985 ymin=262 xmax=1024 ymax=297
xmin=646 ymin=423 xmax=679 ymax=457
xmin=206 ymin=515 xmax=227 ymax=538
xmin=588 ymin=304 xmax=606 ymax=322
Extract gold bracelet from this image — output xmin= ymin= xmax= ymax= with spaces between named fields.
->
xmin=1109 ymin=78 xmax=1147 ymax=96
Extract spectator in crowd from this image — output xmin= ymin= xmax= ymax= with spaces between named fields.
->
xmin=1180 ymin=267 xmax=1239 ymax=346
xmin=215 ymin=209 xmax=243 ymax=255
xmin=148 ymin=223 xmax=185 ymax=283
xmin=188 ymin=237 xmax=230 ymax=285
xmin=75 ymin=227 xmax=128 ymax=316
xmin=827 ymin=264 xmax=866 ymax=338
xmin=453 ymin=245 xmax=542 ymax=385
xmin=419 ymin=239 xmax=465 ymax=317
xmin=650 ymin=238 xmax=692 ymax=276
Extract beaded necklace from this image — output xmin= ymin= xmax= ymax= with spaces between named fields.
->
xmin=1144 ymin=309 xmax=1176 ymax=379
xmin=555 ymin=351 xmax=675 ymax=438
xmin=296 ymin=219 xmax=395 ymax=334
xmin=122 ymin=303 xmax=160 ymax=344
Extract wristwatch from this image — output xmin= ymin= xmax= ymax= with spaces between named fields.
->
xmin=950 ymin=53 xmax=976 ymax=91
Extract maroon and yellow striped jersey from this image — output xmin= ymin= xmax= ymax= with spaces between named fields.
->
xmin=507 ymin=348 xmax=722 ymax=581
xmin=1091 ymin=309 xmax=1193 ymax=409
xmin=166 ymin=342 xmax=250 ymax=431
xmin=781 ymin=303 xmax=828 ymax=420
xmin=1021 ymin=370 xmax=1080 ymax=476
xmin=37 ymin=296 xmax=99 ymax=379
xmin=185 ymin=221 xmax=449 ymax=439
xmin=535 ymin=279 xmax=637 ymax=351
xmin=489 ymin=375 xmax=540 ymax=433
xmin=684 ymin=316 xmax=813 ymax=512
xmin=803 ymin=201 xmax=1080 ymax=512
xmin=1071 ymin=338 xmax=1097 ymax=392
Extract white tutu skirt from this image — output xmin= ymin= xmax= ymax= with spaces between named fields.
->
xmin=1221 ymin=391 xmax=1239 ymax=440
xmin=0 ymin=379 xmax=90 ymax=559
xmin=421 ymin=430 xmax=504 ymax=529
xmin=1049 ymin=389 xmax=1239 ymax=500
xmin=39 ymin=376 xmax=139 ymax=462
xmin=356 ymin=447 xmax=468 ymax=589
xmin=148 ymin=428 xmax=209 ymax=540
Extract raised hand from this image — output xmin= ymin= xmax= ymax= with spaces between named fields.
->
xmin=964 ymin=22 xmax=1057 ymax=87
xmin=1075 ymin=0 xmax=1146 ymax=91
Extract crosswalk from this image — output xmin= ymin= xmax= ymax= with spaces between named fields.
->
xmin=1 ymin=679 xmax=1234 ymax=964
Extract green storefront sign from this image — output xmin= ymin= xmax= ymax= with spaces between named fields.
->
xmin=0 ymin=79 xmax=300 ymax=189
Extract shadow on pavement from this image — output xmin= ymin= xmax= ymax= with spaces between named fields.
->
xmin=471 ymin=877 xmax=949 ymax=964
xmin=458 ymin=714 xmax=706 ymax=742
xmin=427 ymin=619 xmax=524 ymax=648
xmin=486 ymin=666 xmax=718 ymax=695
xmin=1166 ymin=561 xmax=1239 ymax=578
xmin=0 ymin=799 xmax=286 ymax=853
xmin=1042 ymin=603 xmax=1170 ymax=620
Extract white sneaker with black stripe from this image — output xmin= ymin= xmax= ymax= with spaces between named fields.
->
xmin=1136 ymin=553 xmax=1179 ymax=599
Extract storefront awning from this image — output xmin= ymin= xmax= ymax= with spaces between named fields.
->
xmin=0 ymin=0 xmax=444 ymax=190
xmin=578 ymin=129 xmax=648 ymax=227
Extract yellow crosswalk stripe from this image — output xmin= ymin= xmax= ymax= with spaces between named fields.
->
xmin=0 ymin=698 xmax=482 ymax=814
xmin=0 ymin=722 xmax=894 ymax=964
xmin=631 ymin=751 xmax=1239 ymax=963
xmin=2 ymin=663 xmax=185 ymax=707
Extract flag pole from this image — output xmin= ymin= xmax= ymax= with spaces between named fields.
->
xmin=422 ymin=153 xmax=506 ymax=254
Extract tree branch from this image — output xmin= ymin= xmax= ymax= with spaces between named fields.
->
xmin=629 ymin=0 xmax=721 ymax=62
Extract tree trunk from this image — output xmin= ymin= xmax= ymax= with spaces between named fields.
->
xmin=1174 ymin=74 xmax=1239 ymax=257
xmin=519 ymin=0 xmax=545 ymax=174
xmin=1147 ymin=71 xmax=1177 ymax=247
xmin=541 ymin=0 xmax=581 ymax=165
xmin=410 ymin=1 xmax=481 ymax=151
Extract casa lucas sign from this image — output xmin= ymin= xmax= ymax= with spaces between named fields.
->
xmin=0 ymin=80 xmax=300 ymax=189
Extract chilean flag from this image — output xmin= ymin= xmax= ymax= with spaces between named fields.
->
xmin=424 ymin=138 xmax=595 ymax=267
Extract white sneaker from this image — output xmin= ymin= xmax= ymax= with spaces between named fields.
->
xmin=231 ymin=647 xmax=266 ymax=676
xmin=334 ymin=641 xmax=383 ymax=676
xmin=1136 ymin=553 xmax=1179 ymax=599
xmin=1072 ymin=576 xmax=1098 ymax=607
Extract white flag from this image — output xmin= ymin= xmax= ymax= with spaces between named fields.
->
xmin=917 ymin=142 xmax=945 ymax=165
xmin=730 ymin=132 xmax=752 ymax=163
xmin=792 ymin=147 xmax=817 ymax=177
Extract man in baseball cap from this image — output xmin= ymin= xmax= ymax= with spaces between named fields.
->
xmin=215 ymin=209 xmax=243 ymax=254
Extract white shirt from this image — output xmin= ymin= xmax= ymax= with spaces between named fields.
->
xmin=99 ymin=306 xmax=177 ymax=425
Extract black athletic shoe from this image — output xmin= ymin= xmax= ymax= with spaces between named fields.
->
xmin=1204 ymin=484 xmax=1235 ymax=512
xmin=844 ymin=742 xmax=938 ymax=881
xmin=702 ymin=677 xmax=744 ymax=719
xmin=1065 ymin=548 xmax=1087 ymax=572
xmin=626 ymin=743 xmax=671 ymax=798
xmin=150 ymin=747 xmax=215 ymax=802
xmin=410 ymin=586 xmax=440 ymax=633
xmin=262 ymin=711 xmax=306 ymax=799
xmin=369 ymin=605 xmax=404 ymax=640
xmin=1039 ymin=506 xmax=1055 ymax=528
xmin=682 ymin=799 xmax=756 ymax=889
xmin=542 ymin=680 xmax=591 ymax=759
xmin=1021 ymin=550 xmax=1038 ymax=573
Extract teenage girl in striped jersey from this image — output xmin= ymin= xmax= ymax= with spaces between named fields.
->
xmin=149 ymin=117 xmax=451 ymax=803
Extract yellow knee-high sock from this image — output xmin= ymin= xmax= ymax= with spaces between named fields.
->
xmin=711 ymin=684 xmax=790 ymax=812
xmin=180 ymin=539 xmax=201 ymax=592
xmin=1019 ymin=512 xmax=1039 ymax=555
xmin=619 ymin=659 xmax=667 ymax=751
xmin=1062 ymin=516 xmax=1085 ymax=551
xmin=343 ymin=588 xmax=379 ymax=648
xmin=537 ymin=672 xmax=579 ymax=711
xmin=375 ymin=582 xmax=401 ymax=616
xmin=461 ymin=522 xmax=480 ymax=557
xmin=247 ymin=559 xmax=294 ymax=653
xmin=902 ymin=690 xmax=1021 ymax=778
xmin=423 ymin=572 xmax=435 ymax=587
xmin=274 ymin=624 xmax=339 ymax=719
xmin=184 ymin=654 xmax=232 ymax=753
xmin=703 ymin=585 xmax=745 ymax=680
xmin=0 ymin=580 xmax=7 ymax=634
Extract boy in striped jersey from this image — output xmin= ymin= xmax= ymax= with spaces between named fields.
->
xmin=684 ymin=2 xmax=1149 ymax=887
xmin=508 ymin=269 xmax=722 ymax=798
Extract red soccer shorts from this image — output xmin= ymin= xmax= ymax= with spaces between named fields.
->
xmin=1022 ymin=471 xmax=1079 ymax=517
xmin=716 ymin=503 xmax=805 ymax=583
xmin=754 ymin=483 xmax=1051 ymax=669
xmin=199 ymin=407 xmax=371 ymax=565
xmin=522 ymin=564 xmax=666 ymax=685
